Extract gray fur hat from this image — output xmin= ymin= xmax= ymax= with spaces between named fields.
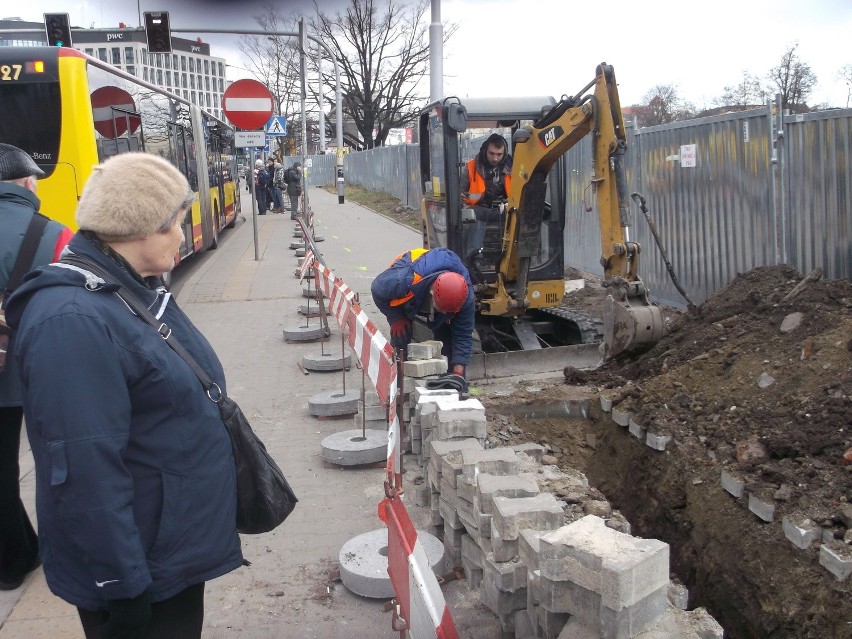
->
xmin=0 ymin=143 xmax=45 ymax=181
xmin=76 ymin=153 xmax=194 ymax=241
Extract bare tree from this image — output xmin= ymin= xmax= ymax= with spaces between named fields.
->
xmin=716 ymin=71 xmax=767 ymax=109
xmin=635 ymin=84 xmax=695 ymax=127
xmin=767 ymin=43 xmax=817 ymax=112
xmin=839 ymin=64 xmax=852 ymax=108
xmin=311 ymin=0 xmax=456 ymax=149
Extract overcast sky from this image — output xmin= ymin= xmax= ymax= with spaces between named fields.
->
xmin=14 ymin=0 xmax=852 ymax=108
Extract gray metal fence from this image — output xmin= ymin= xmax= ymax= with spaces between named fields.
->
xmin=298 ymin=105 xmax=852 ymax=308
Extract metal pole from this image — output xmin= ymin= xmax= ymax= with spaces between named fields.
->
xmin=299 ymin=18 xmax=310 ymax=218
xmin=429 ymin=0 xmax=443 ymax=103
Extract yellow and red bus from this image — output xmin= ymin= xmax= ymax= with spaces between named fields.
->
xmin=0 ymin=46 xmax=239 ymax=267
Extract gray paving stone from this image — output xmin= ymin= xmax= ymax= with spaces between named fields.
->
xmin=492 ymin=493 xmax=564 ymax=542
xmin=476 ymin=473 xmax=541 ymax=516
xmin=462 ymin=448 xmax=519 ymax=483
xmin=782 ymin=516 xmax=822 ymax=549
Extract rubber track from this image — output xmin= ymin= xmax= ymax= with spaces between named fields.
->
xmin=539 ymin=305 xmax=604 ymax=345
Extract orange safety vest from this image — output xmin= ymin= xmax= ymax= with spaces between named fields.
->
xmin=462 ymin=158 xmax=511 ymax=207
xmin=388 ymin=248 xmax=429 ymax=307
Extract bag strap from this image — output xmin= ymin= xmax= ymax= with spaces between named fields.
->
xmin=60 ymin=254 xmax=222 ymax=400
xmin=3 ymin=213 xmax=50 ymax=306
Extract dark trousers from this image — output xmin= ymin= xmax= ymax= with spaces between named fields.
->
xmin=0 ymin=406 xmax=39 ymax=583
xmin=78 ymin=583 xmax=205 ymax=639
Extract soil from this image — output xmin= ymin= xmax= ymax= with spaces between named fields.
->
xmin=480 ymin=265 xmax=852 ymax=639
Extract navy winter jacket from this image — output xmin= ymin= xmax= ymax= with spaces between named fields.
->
xmin=5 ymin=234 xmax=243 ymax=610
xmin=0 ymin=183 xmax=71 ymax=407
xmin=371 ymin=247 xmax=475 ymax=366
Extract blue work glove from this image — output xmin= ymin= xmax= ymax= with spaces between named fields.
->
xmin=102 ymin=591 xmax=152 ymax=639
xmin=389 ymin=317 xmax=412 ymax=349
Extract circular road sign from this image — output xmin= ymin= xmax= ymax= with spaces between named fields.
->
xmin=90 ymin=86 xmax=141 ymax=139
xmin=222 ymin=79 xmax=274 ymax=130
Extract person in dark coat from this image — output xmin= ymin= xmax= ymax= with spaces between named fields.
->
xmin=6 ymin=153 xmax=243 ymax=639
xmin=371 ymin=247 xmax=475 ymax=386
xmin=0 ymin=144 xmax=72 ymax=592
xmin=285 ymin=162 xmax=303 ymax=219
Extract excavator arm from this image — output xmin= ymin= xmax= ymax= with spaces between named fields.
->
xmin=482 ymin=63 xmax=664 ymax=356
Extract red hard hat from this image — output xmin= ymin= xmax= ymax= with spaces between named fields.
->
xmin=432 ymin=272 xmax=469 ymax=313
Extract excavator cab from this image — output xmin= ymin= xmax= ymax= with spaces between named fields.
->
xmin=418 ymin=64 xmax=664 ymax=360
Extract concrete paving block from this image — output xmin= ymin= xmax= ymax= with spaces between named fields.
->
xmin=403 ymin=357 xmax=449 ymax=377
xmin=320 ymin=429 xmax=387 ymax=466
xmin=491 ymin=526 xmax=519 ymax=563
xmin=481 ymin=577 xmax=528 ymax=616
xmin=413 ymin=482 xmax=431 ymax=508
xmin=819 ymin=542 xmax=852 ymax=581
xmin=484 ymin=552 xmax=528 ymax=593
xmin=782 ymin=516 xmax=823 ymax=549
xmin=628 ymin=417 xmax=646 ymax=441
xmin=339 ymin=528 xmax=444 ymax=599
xmin=444 ymin=536 xmax=462 ymax=569
xmin=539 ymin=516 xmax=670 ymax=611
xmin=427 ymin=461 xmax=440 ymax=492
xmin=457 ymin=476 xmax=477 ymax=503
xmin=514 ymin=609 xmax=537 ymax=639
xmin=611 ymin=406 xmax=630 ymax=427
xmin=747 ymin=493 xmax=775 ymax=522
xmin=414 ymin=387 xmax=459 ymax=408
xmin=518 ymin=529 xmax=544 ymax=574
xmin=599 ymin=585 xmax=668 ymax=639
xmin=462 ymin=448 xmax=520 ymax=483
xmin=439 ymin=477 xmax=459 ymax=508
xmin=720 ymin=468 xmax=746 ymax=498
xmin=644 ymin=431 xmax=671 ymax=451
xmin=436 ymin=411 xmax=487 ymax=440
xmin=408 ymin=341 xmax=442 ymax=360
xmin=492 ymin=493 xmax=565 ymax=542
xmin=511 ymin=442 xmax=547 ymax=463
xmin=439 ymin=451 xmax=465 ymax=488
xmin=476 ymin=473 xmax=541 ymax=515
xmin=462 ymin=531 xmax=484 ymax=566
xmin=444 ymin=519 xmax=466 ymax=547
xmin=439 ymin=497 xmax=462 ymax=529
xmin=462 ymin=556 xmax=484 ymax=590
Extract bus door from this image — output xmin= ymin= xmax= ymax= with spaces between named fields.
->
xmin=168 ymin=122 xmax=196 ymax=258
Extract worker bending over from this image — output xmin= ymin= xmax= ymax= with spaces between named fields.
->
xmin=371 ymin=248 xmax=474 ymax=391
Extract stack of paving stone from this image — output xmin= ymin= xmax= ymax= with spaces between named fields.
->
xmin=396 ymin=355 xmax=724 ymax=639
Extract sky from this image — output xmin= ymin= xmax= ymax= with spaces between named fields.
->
xmin=12 ymin=0 xmax=852 ymax=109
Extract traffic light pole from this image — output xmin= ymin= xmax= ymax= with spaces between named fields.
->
xmin=170 ymin=26 xmax=345 ymax=204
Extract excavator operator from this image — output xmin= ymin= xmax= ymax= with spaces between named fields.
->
xmin=460 ymin=133 xmax=513 ymax=265
xmin=371 ymin=248 xmax=474 ymax=393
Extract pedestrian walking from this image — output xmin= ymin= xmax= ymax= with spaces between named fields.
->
xmin=5 ymin=153 xmax=244 ymax=639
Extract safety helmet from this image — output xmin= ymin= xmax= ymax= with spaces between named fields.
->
xmin=431 ymin=272 xmax=469 ymax=313
xmin=255 ymin=159 xmax=263 ymax=168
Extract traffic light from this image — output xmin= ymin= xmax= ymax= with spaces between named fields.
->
xmin=44 ymin=13 xmax=72 ymax=47
xmin=144 ymin=11 xmax=172 ymax=54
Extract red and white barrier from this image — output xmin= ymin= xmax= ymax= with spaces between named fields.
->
xmin=308 ymin=255 xmax=457 ymax=639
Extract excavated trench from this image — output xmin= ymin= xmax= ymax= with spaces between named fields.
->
xmin=486 ymin=395 xmax=852 ymax=639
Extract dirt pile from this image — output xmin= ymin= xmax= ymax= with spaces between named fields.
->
xmin=482 ymin=265 xmax=852 ymax=638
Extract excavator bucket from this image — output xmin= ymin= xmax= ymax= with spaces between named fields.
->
xmin=602 ymin=291 xmax=665 ymax=357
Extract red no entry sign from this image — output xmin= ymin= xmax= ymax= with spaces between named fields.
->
xmin=90 ymin=86 xmax=141 ymax=139
xmin=222 ymin=79 xmax=274 ymax=130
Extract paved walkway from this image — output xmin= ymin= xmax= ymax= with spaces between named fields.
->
xmin=0 ymin=189 xmax=497 ymax=638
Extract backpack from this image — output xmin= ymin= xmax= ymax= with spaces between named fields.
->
xmin=274 ymin=167 xmax=287 ymax=189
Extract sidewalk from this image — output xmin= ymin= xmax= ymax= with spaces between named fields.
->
xmin=0 ymin=188 xmax=497 ymax=638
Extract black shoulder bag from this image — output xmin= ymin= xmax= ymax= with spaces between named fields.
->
xmin=1 ymin=214 xmax=49 ymax=374
xmin=61 ymin=254 xmax=297 ymax=534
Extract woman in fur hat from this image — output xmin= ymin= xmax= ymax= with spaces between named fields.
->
xmin=5 ymin=153 xmax=243 ymax=639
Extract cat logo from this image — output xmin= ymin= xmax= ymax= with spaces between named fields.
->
xmin=539 ymin=125 xmax=563 ymax=148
